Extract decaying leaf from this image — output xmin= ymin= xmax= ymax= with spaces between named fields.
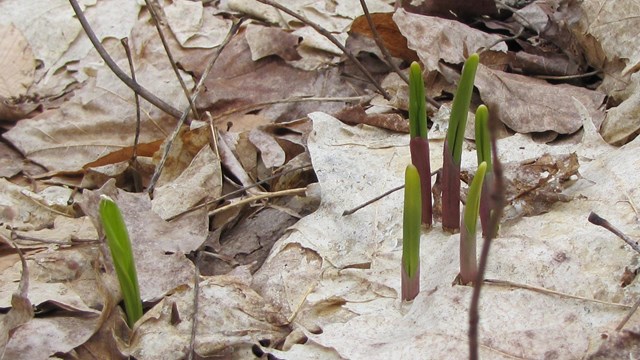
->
xmin=0 ymin=24 xmax=35 ymax=98
xmin=392 ymin=8 xmax=507 ymax=72
xmin=475 ymin=64 xmax=606 ymax=134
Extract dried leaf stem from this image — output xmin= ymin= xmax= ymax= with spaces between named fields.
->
xmin=144 ymin=0 xmax=199 ymax=119
xmin=120 ymin=38 xmax=141 ymax=161
xmin=68 ymin=0 xmax=182 ymax=119
xmin=359 ymin=0 xmax=439 ymax=108
xmin=147 ymin=18 xmax=245 ymax=196
xmin=588 ymin=212 xmax=640 ymax=254
xmin=468 ymin=106 xmax=505 ymax=360
xmin=256 ymin=0 xmax=391 ymax=100
xmin=207 ymin=187 xmax=307 ymax=217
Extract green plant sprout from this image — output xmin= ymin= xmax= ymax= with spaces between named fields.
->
xmin=408 ymin=61 xmax=432 ymax=227
xmin=402 ymin=164 xmax=421 ymax=301
xmin=474 ymin=105 xmax=493 ymax=236
xmin=442 ymin=53 xmax=480 ymax=232
xmin=99 ymin=195 xmax=143 ymax=327
xmin=459 ymin=161 xmax=487 ymax=285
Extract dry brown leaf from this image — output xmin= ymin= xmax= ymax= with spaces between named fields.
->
xmin=0 ymin=24 xmax=35 ymax=98
xmin=245 ymin=23 xmax=301 ymax=62
xmin=152 ymin=144 xmax=222 ymax=220
xmin=249 ymin=128 xmax=286 ymax=168
xmin=475 ymin=64 xmax=606 ymax=134
xmin=129 ymin=268 xmax=290 ymax=358
xmin=164 ymin=0 xmax=232 ymax=49
xmin=334 ymin=104 xmax=409 ymax=133
xmin=80 ymin=180 xmax=205 ymax=302
xmin=0 ymin=141 xmax=25 ymax=178
xmin=180 ymin=34 xmax=358 ymax=124
xmin=392 ymin=8 xmax=507 ymax=72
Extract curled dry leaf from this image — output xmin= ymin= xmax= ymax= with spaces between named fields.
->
xmin=392 ymin=8 xmax=507 ymax=72
xmin=475 ymin=64 xmax=606 ymax=134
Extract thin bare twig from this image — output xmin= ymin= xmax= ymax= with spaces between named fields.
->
xmin=469 ymin=101 xmax=506 ymax=360
xmin=69 ymin=0 xmax=182 ymax=119
xmin=342 ymin=169 xmax=439 ymax=216
xmin=147 ymin=18 xmax=246 ymax=196
xmin=120 ymin=38 xmax=142 ymax=161
xmin=358 ymin=0 xmax=440 ymax=109
xmin=144 ymin=0 xmax=199 ymax=119
xmin=588 ymin=212 xmax=640 ymax=255
xmin=167 ymin=164 xmax=312 ymax=221
xmin=534 ymin=69 xmax=601 ymax=80
xmin=255 ymin=0 xmax=391 ymax=100
xmin=208 ymin=187 xmax=307 ymax=217
xmin=616 ymin=297 xmax=640 ymax=331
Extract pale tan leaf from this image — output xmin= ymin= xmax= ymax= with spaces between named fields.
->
xmin=0 ymin=24 xmax=35 ymax=98
xmin=164 ymin=0 xmax=232 ymax=49
xmin=152 ymin=144 xmax=222 ymax=220
xmin=392 ymin=8 xmax=507 ymax=72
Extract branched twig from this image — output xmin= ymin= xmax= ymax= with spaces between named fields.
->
xmin=588 ymin=212 xmax=640 ymax=255
xmin=468 ymin=102 xmax=506 ymax=360
xmin=255 ymin=0 xmax=391 ymax=100
xmin=69 ymin=0 xmax=182 ymax=119
xmin=144 ymin=0 xmax=199 ymax=119
xmin=166 ymin=164 xmax=312 ymax=221
xmin=358 ymin=0 xmax=439 ymax=109
xmin=147 ymin=18 xmax=245 ymax=196
xmin=208 ymin=187 xmax=307 ymax=217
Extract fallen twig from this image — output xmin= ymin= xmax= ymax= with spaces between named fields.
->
xmin=144 ymin=0 xmax=199 ymax=119
xmin=69 ymin=0 xmax=182 ymax=119
xmin=358 ymin=0 xmax=439 ymax=109
xmin=147 ymin=18 xmax=245 ymax=196
xmin=208 ymin=187 xmax=307 ymax=217
xmin=588 ymin=212 xmax=640 ymax=254
xmin=256 ymin=0 xmax=391 ymax=100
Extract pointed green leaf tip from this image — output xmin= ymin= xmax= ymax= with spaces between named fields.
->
xmin=475 ymin=105 xmax=491 ymax=168
xmin=403 ymin=164 xmax=421 ymax=278
xmin=446 ymin=53 xmax=480 ymax=165
xmin=99 ymin=195 xmax=143 ymax=327
xmin=463 ymin=162 xmax=487 ymax=235
xmin=408 ymin=62 xmax=427 ymax=139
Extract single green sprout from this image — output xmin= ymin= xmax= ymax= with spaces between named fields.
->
xmin=442 ymin=53 xmax=480 ymax=232
xmin=459 ymin=161 xmax=487 ymax=285
xmin=402 ymin=164 xmax=422 ymax=301
xmin=408 ymin=61 xmax=432 ymax=227
xmin=99 ymin=195 xmax=143 ymax=327
xmin=474 ymin=105 xmax=494 ymax=236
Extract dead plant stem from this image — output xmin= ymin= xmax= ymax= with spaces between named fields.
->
xmin=469 ymin=106 xmax=506 ymax=360
xmin=588 ymin=212 xmax=640 ymax=255
xmin=144 ymin=0 xmax=199 ymax=119
xmin=255 ymin=0 xmax=391 ymax=100
xmin=207 ymin=187 xmax=307 ymax=217
xmin=120 ymin=38 xmax=142 ymax=162
xmin=358 ymin=0 xmax=439 ymax=109
xmin=69 ymin=0 xmax=183 ymax=119
xmin=147 ymin=18 xmax=245 ymax=196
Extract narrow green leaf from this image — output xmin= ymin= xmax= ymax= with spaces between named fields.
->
xmin=408 ymin=61 xmax=427 ymax=139
xmin=475 ymin=105 xmax=491 ymax=168
xmin=446 ymin=53 xmax=479 ymax=165
xmin=402 ymin=164 xmax=421 ymax=279
xmin=464 ymin=162 xmax=487 ymax=235
xmin=99 ymin=195 xmax=143 ymax=327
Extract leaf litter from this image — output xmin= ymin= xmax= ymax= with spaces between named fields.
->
xmin=1 ymin=0 xmax=640 ymax=359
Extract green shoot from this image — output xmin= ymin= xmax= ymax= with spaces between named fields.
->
xmin=402 ymin=164 xmax=421 ymax=301
xmin=409 ymin=62 xmax=427 ymax=139
xmin=475 ymin=105 xmax=493 ymax=236
xmin=459 ymin=161 xmax=487 ymax=285
xmin=99 ymin=195 xmax=143 ymax=327
xmin=442 ymin=53 xmax=480 ymax=232
xmin=408 ymin=61 xmax=432 ymax=226
xmin=446 ymin=53 xmax=479 ymax=165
